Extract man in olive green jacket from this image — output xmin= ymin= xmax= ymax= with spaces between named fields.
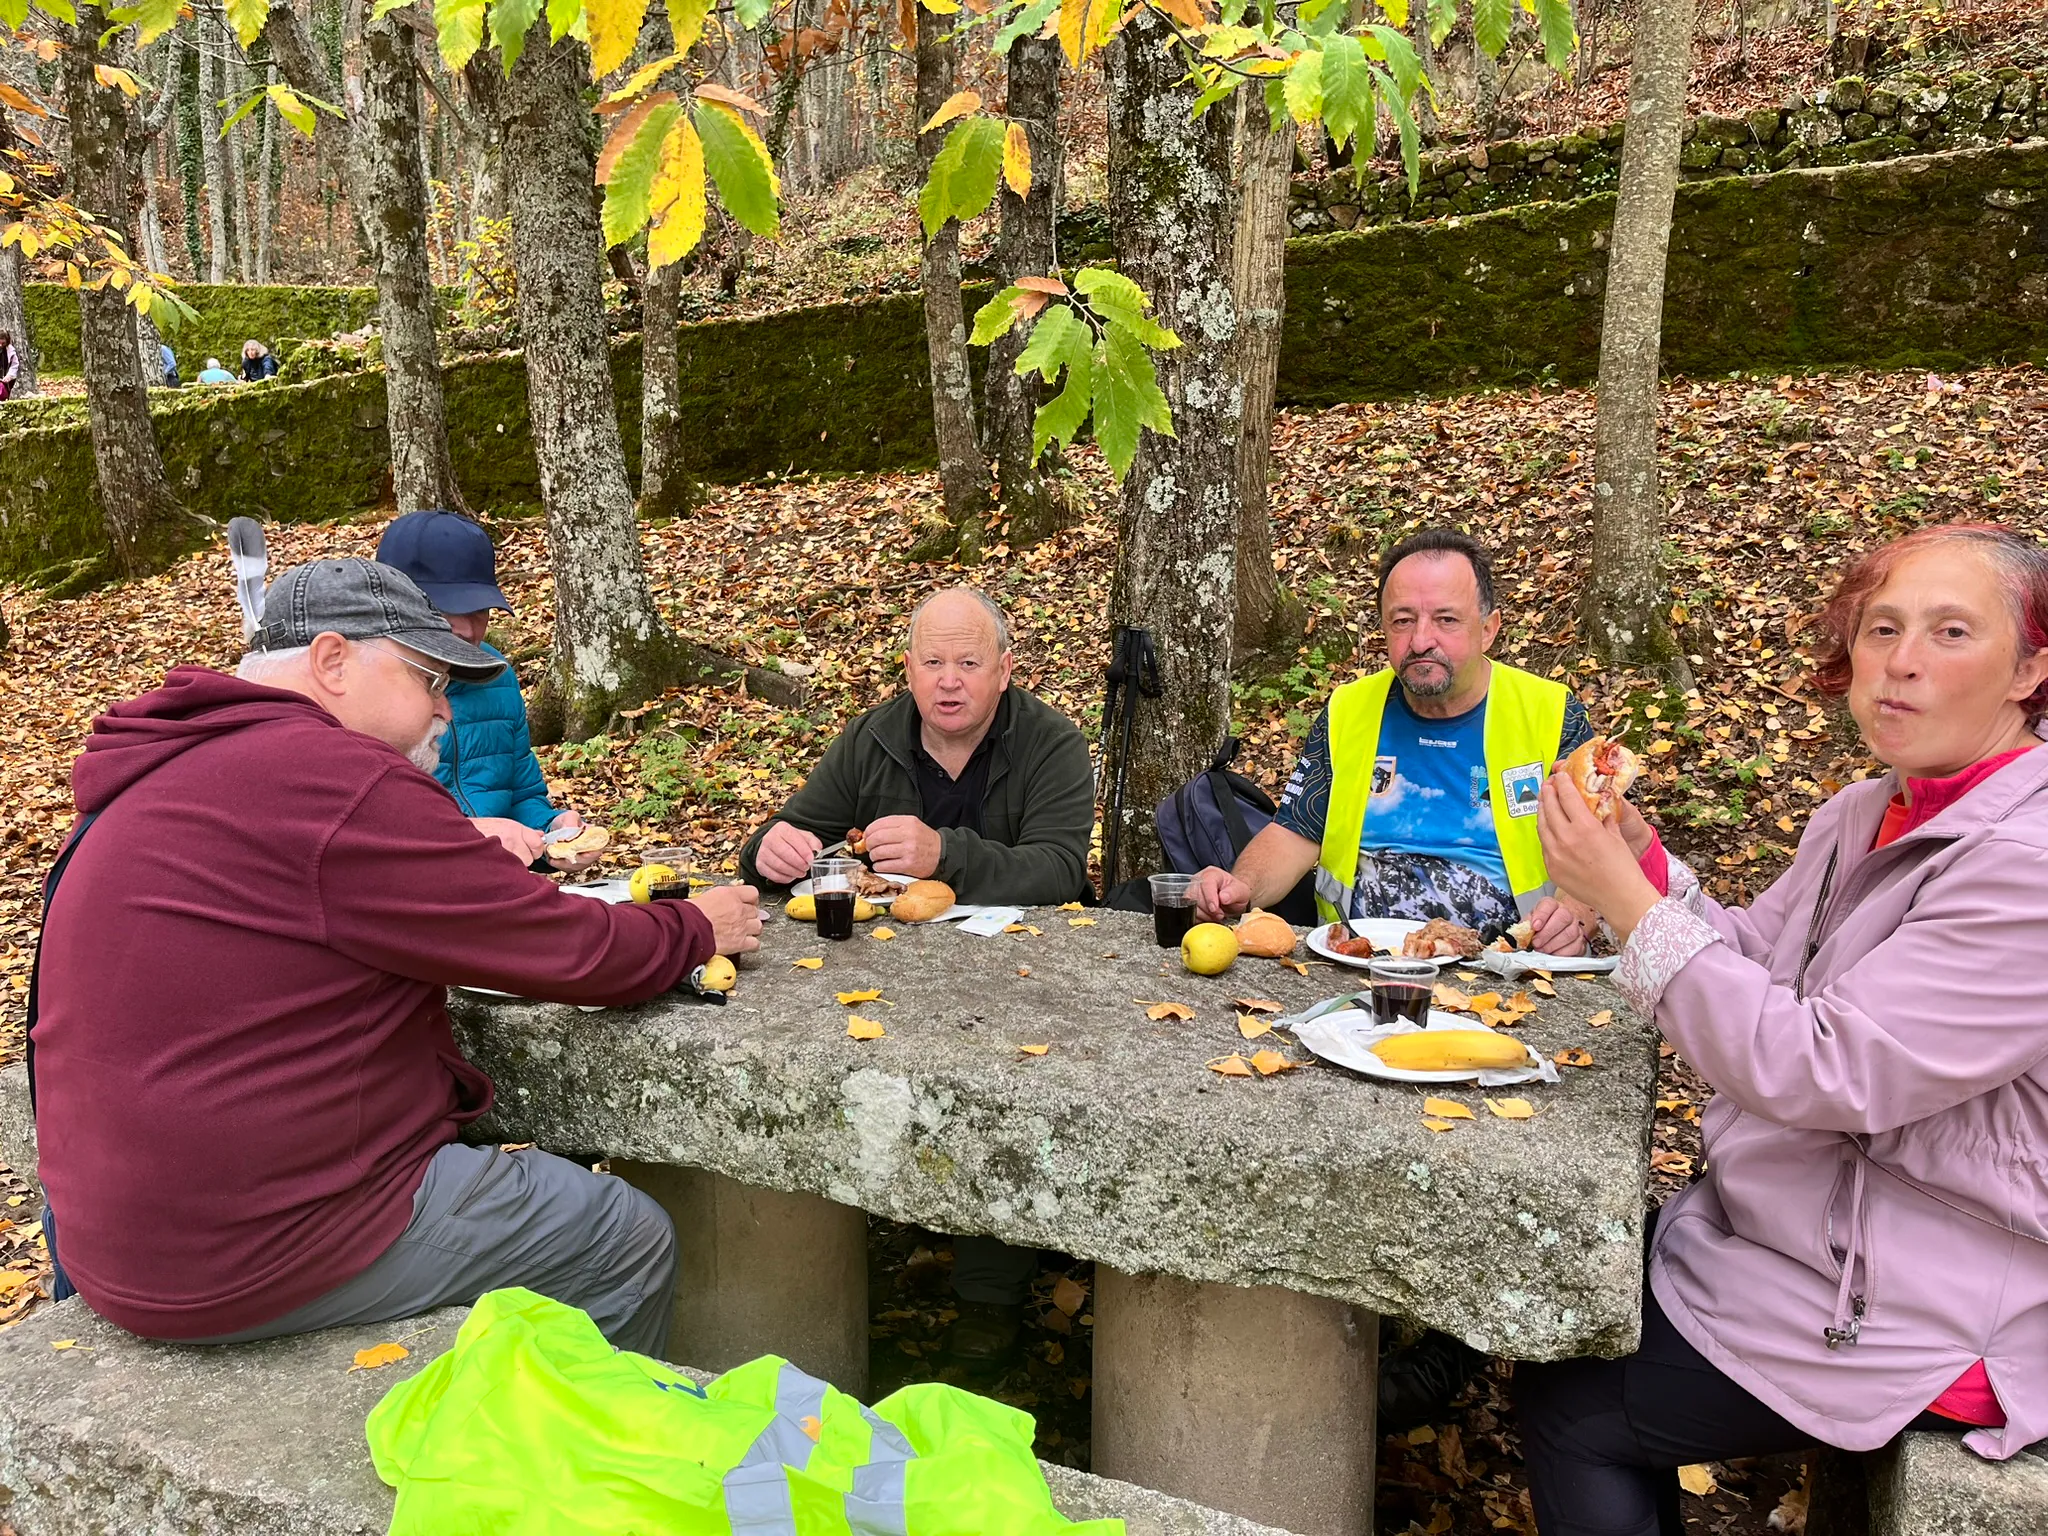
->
xmin=739 ymin=588 xmax=1092 ymax=906
xmin=739 ymin=586 xmax=1092 ymax=1369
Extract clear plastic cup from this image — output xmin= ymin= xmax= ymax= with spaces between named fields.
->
xmin=810 ymin=856 xmax=862 ymax=941
xmin=1149 ymin=872 xmax=1196 ymax=949
xmin=1368 ymin=958 xmax=1437 ymax=1028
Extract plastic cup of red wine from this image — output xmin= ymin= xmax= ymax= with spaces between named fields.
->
xmin=1368 ymin=958 xmax=1437 ymax=1029
xmin=810 ymin=856 xmax=862 ymax=941
xmin=1149 ymin=873 xmax=1196 ymax=948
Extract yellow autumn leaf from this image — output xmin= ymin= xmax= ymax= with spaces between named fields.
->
xmin=1278 ymin=957 xmax=1309 ymax=976
xmin=1507 ymin=991 xmax=1538 ymax=1013
xmin=1004 ymin=923 xmax=1043 ymax=935
xmin=1144 ymin=1001 xmax=1194 ymax=1021
xmin=920 ymin=89 xmax=982 ymax=135
xmin=1002 ymin=121 xmax=1031 ymax=197
xmin=1057 ymin=901 xmax=1083 ymax=911
xmin=1233 ymin=997 xmax=1281 ymax=1013
xmin=1588 ymin=1009 xmax=1615 ymax=1027
xmin=586 ymin=0 xmax=652 ymax=79
xmin=1486 ymin=1097 xmax=1537 ymax=1120
xmin=1466 ymin=992 xmax=1502 ymax=1013
xmin=1068 ymin=916 xmax=1096 ymax=927
xmin=646 ymin=114 xmax=707 ymax=271
xmin=1555 ymin=1047 xmax=1595 ymax=1068
xmin=1678 ymin=1464 xmax=1718 ymax=1496
xmin=94 ymin=64 xmax=142 ymax=97
xmin=350 ymin=1342 xmax=409 ymax=1371
xmin=1421 ymin=1117 xmax=1458 ymax=1133
xmin=793 ymin=957 xmax=824 ymax=969
xmin=835 ymin=989 xmax=883 ymax=1005
xmin=51 ymin=1338 xmax=80 ymax=1350
xmin=846 ymin=1016 xmax=886 ymax=1040
xmin=1249 ymin=1049 xmax=1297 ymax=1075
xmin=1421 ymin=1097 xmax=1474 ymax=1120
xmin=870 ymin=927 xmax=896 ymax=941
xmin=1236 ymin=1013 xmax=1272 ymax=1040
xmin=1531 ymin=978 xmax=1557 ymax=997
xmin=1432 ymin=983 xmax=1471 ymax=1011
xmin=1019 ymin=1043 xmax=1050 ymax=1055
xmin=1206 ymin=1053 xmax=1254 ymax=1076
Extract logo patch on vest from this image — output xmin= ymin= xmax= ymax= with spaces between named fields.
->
xmin=1502 ymin=761 xmax=1545 ymax=818
xmin=1370 ymin=756 xmax=1397 ymax=797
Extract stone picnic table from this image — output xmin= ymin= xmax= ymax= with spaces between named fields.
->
xmin=452 ymin=907 xmax=1658 ymax=1536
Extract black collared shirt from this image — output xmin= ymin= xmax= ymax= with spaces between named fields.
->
xmin=910 ymin=706 xmax=999 ymax=834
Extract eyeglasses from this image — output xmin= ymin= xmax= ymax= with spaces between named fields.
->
xmin=368 ymin=641 xmax=452 ymax=697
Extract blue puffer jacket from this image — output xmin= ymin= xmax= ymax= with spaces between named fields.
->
xmin=437 ymin=643 xmax=556 ymax=830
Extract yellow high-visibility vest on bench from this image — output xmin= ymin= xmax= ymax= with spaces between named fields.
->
xmin=1313 ymin=662 xmax=1569 ymax=925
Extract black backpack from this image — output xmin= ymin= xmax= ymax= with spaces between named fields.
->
xmin=1104 ymin=739 xmax=1318 ymax=923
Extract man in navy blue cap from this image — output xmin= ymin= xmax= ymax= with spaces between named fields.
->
xmin=376 ymin=511 xmax=594 ymax=868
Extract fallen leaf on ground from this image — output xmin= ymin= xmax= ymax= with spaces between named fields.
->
xmin=1051 ymin=1275 xmax=1088 ymax=1315
xmin=1422 ymin=1117 xmax=1459 ymax=1133
xmin=846 ymin=1016 xmax=887 ymax=1040
xmin=1068 ymin=917 xmax=1096 ymax=927
xmin=1407 ymin=1425 xmax=1437 ymax=1445
xmin=835 ymin=988 xmax=882 ymax=1004
xmin=1678 ymin=1464 xmax=1718 ymax=1496
xmin=1145 ymin=1001 xmax=1194 ymax=1020
xmin=1656 ymin=1096 xmax=1691 ymax=1112
xmin=1237 ymin=1013 xmax=1273 ymax=1039
xmin=1555 ymin=1047 xmax=1595 ymax=1068
xmin=1233 ymin=997 xmax=1281 ymax=1012
xmin=870 ymin=927 xmax=896 ymax=941
xmin=1486 ymin=1097 xmax=1537 ymax=1119
xmin=350 ymin=1342 xmax=409 ymax=1371
xmin=1004 ymin=923 xmax=1043 ymax=936
xmin=1207 ymin=1053 xmax=1255 ymax=1076
xmin=1017 ymin=966 xmax=1031 ymax=976
xmin=1422 ymin=1097 xmax=1475 ymax=1120
xmin=1652 ymin=1148 xmax=1695 ymax=1176
xmin=1588 ymin=1009 xmax=1614 ymax=1027
xmin=793 ymin=957 xmax=824 ymax=969
xmin=1249 ymin=1048 xmax=1298 ymax=1075
xmin=1019 ymin=1043 xmax=1050 ymax=1055
xmin=1057 ymin=901 xmax=1083 ymax=911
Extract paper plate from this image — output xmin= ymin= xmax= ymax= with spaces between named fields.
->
xmin=790 ymin=873 xmax=916 ymax=906
xmin=1292 ymin=1007 xmax=1551 ymax=1085
xmin=1305 ymin=918 xmax=1459 ymax=973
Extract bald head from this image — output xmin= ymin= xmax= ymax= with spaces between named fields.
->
xmin=905 ymin=587 xmax=1015 ymax=752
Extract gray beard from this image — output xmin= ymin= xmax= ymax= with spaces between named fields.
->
xmin=407 ymin=719 xmax=447 ymax=773
xmin=1400 ymin=658 xmax=1455 ymax=698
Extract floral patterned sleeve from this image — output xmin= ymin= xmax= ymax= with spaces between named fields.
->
xmin=1663 ymin=850 xmax=1707 ymax=914
xmin=1614 ymin=898 xmax=1721 ymax=1016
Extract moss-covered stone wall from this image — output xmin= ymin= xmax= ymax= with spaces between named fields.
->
xmin=18 ymin=284 xmax=455 ymax=377
xmin=1288 ymin=64 xmax=2042 ymax=232
xmin=1277 ymin=141 xmax=2048 ymax=404
xmin=3 ymin=144 xmax=2041 ymax=584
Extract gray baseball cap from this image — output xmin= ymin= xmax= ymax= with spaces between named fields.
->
xmin=251 ymin=557 xmax=506 ymax=683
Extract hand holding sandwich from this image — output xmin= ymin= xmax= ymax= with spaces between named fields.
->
xmin=1537 ymin=741 xmax=1662 ymax=943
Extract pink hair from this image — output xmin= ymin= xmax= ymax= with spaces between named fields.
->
xmin=1810 ymin=523 xmax=2048 ymax=726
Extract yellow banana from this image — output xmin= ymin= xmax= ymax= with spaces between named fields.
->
xmin=1370 ymin=1030 xmax=1529 ymax=1073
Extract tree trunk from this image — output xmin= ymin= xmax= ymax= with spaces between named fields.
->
xmin=911 ymin=0 xmax=988 ymax=562
xmin=62 ymin=14 xmax=182 ymax=576
xmin=1100 ymin=11 xmax=1242 ymax=886
xmin=255 ymin=64 xmax=277 ymax=282
xmin=200 ymin=8 xmax=231 ymax=283
xmin=501 ymin=29 xmax=692 ymax=741
xmin=177 ymin=32 xmax=205 ymax=276
xmin=987 ymin=31 xmax=1065 ymax=549
xmin=1229 ymin=88 xmax=1304 ymax=668
xmin=1583 ymin=0 xmax=1694 ymax=686
xmin=634 ymin=4 xmax=697 ymax=521
xmin=1413 ymin=2 xmax=1439 ymax=133
xmin=349 ymin=3 xmax=468 ymax=512
xmin=0 ymin=243 xmax=37 ymax=397
xmin=225 ymin=45 xmax=252 ymax=279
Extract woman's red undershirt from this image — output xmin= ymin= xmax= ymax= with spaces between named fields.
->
xmin=1873 ymin=745 xmax=2031 ymax=1429
xmin=1631 ymin=744 xmax=2036 ymax=1430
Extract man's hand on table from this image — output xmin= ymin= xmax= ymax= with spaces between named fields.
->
xmin=474 ymin=816 xmax=547 ymax=864
xmin=1189 ymin=866 xmax=1251 ymax=923
xmin=755 ymin=821 xmax=822 ymax=885
xmin=862 ymin=815 xmax=942 ymax=879
xmin=689 ymin=883 xmax=763 ymax=955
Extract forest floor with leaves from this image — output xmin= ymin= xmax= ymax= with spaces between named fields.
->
xmin=0 ymin=359 xmax=2042 ymax=1531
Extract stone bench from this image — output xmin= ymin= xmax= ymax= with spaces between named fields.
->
xmin=1809 ymin=1432 xmax=2048 ymax=1536
xmin=0 ymin=1295 xmax=1303 ymax=1536
xmin=0 ymin=1061 xmax=34 ymax=1200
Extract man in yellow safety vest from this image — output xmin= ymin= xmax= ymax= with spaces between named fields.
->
xmin=1189 ymin=527 xmax=1603 ymax=1432
xmin=1189 ymin=526 xmax=1597 ymax=955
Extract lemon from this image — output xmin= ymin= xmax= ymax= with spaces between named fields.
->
xmin=1181 ymin=923 xmax=1239 ymax=976
xmin=785 ymin=894 xmax=817 ymax=921
xmin=629 ymin=864 xmax=679 ymax=904
xmin=699 ymin=956 xmax=738 ymax=992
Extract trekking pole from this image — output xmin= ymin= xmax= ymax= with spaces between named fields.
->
xmin=1101 ymin=626 xmax=1159 ymax=889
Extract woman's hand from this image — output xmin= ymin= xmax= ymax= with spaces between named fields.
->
xmin=1537 ymin=771 xmax=1663 ymax=944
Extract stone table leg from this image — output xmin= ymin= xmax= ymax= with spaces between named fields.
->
xmin=611 ymin=1163 xmax=869 ymax=1396
xmin=1092 ymin=1267 xmax=1378 ymax=1536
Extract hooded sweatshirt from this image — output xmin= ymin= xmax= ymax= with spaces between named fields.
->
xmin=34 ymin=668 xmax=713 ymax=1340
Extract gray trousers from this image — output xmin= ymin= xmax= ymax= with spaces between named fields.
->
xmin=190 ymin=1142 xmax=678 ymax=1357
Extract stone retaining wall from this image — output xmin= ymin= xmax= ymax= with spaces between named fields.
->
xmin=1289 ymin=64 xmax=2043 ymax=233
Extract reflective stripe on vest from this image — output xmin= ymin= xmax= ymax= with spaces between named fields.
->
xmin=722 ymin=1360 xmax=921 ymax=1535
xmin=1315 ymin=663 xmax=1568 ymax=924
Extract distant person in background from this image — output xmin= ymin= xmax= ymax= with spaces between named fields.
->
xmin=197 ymin=357 xmax=237 ymax=386
xmin=0 ymin=331 xmax=18 ymax=400
xmin=375 ymin=510 xmax=594 ymax=870
xmin=160 ymin=342 xmax=180 ymax=388
xmin=242 ymin=340 xmax=279 ymax=382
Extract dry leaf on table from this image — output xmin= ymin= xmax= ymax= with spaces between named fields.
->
xmin=1236 ymin=1013 xmax=1273 ymax=1039
xmin=1555 ymin=1047 xmax=1595 ymax=1068
xmin=1421 ymin=1097 xmax=1474 ymax=1120
xmin=1248 ymin=1048 xmax=1297 ymax=1075
xmin=1531 ymin=978 xmax=1557 ymax=997
xmin=1233 ymin=997 xmax=1281 ymax=1013
xmin=1421 ymin=1117 xmax=1459 ymax=1133
xmin=1068 ymin=917 xmax=1096 ymax=927
xmin=1144 ymin=1001 xmax=1194 ymax=1021
xmin=1018 ymin=1043 xmax=1050 ymax=1056
xmin=1587 ymin=1009 xmax=1614 ymax=1027
xmin=1278 ymin=957 xmax=1309 ymax=976
xmin=871 ymin=927 xmax=896 ymax=941
xmin=1206 ymin=1054 xmax=1255 ymax=1077
xmin=835 ymin=988 xmax=882 ymax=1005
xmin=792 ymin=957 xmax=824 ymax=970
xmin=846 ymin=1016 xmax=887 ymax=1040
xmin=1057 ymin=901 xmax=1084 ymax=911
xmin=1486 ymin=1097 xmax=1537 ymax=1120
xmin=350 ymin=1342 xmax=409 ymax=1371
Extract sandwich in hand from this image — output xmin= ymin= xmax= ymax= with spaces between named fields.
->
xmin=1562 ymin=736 xmax=1641 ymax=822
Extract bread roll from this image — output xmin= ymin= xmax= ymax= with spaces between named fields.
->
xmin=891 ymin=880 xmax=956 ymax=922
xmin=1562 ymin=736 xmax=1641 ymax=822
xmin=1234 ymin=909 xmax=1298 ymax=957
xmin=546 ymin=824 xmax=610 ymax=863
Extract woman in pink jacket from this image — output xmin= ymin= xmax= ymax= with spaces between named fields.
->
xmin=1518 ymin=523 xmax=2048 ymax=1535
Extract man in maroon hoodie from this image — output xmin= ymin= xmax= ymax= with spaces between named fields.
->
xmin=32 ymin=556 xmax=761 ymax=1355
